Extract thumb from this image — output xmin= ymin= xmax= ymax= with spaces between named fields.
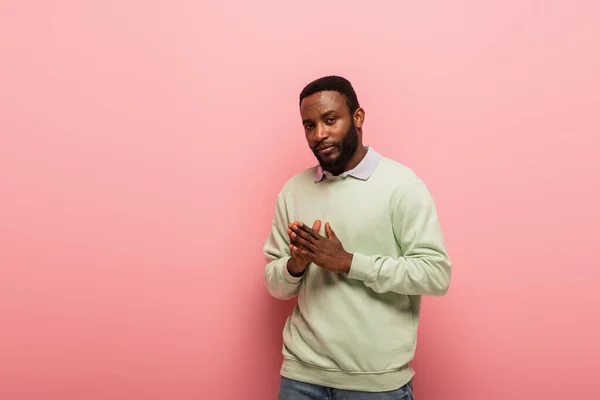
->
xmin=325 ymin=222 xmax=338 ymax=241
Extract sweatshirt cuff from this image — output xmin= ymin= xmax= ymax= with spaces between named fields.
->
xmin=348 ymin=252 xmax=372 ymax=282
xmin=280 ymin=257 xmax=303 ymax=284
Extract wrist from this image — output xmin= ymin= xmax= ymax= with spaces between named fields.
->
xmin=287 ymin=258 xmax=306 ymax=277
xmin=342 ymin=252 xmax=354 ymax=274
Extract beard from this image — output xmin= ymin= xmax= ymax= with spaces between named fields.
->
xmin=312 ymin=120 xmax=359 ymax=175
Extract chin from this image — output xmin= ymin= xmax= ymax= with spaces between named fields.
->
xmin=318 ymin=154 xmax=338 ymax=166
xmin=322 ymin=153 xmax=340 ymax=163
xmin=321 ymin=160 xmax=345 ymax=172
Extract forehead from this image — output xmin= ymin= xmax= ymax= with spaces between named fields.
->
xmin=300 ymin=90 xmax=348 ymax=118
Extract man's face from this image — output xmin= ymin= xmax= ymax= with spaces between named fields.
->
xmin=300 ymin=91 xmax=359 ymax=174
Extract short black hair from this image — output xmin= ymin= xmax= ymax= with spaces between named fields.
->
xmin=299 ymin=75 xmax=360 ymax=114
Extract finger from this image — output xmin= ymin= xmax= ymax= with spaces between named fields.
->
xmin=297 ymin=222 xmax=321 ymax=240
xmin=291 ymin=231 xmax=317 ymax=252
xmin=291 ymin=244 xmax=314 ymax=260
xmin=312 ymin=219 xmax=322 ymax=233
xmin=325 ymin=222 xmax=337 ymax=239
xmin=288 ymin=221 xmax=302 ymax=236
xmin=290 ymin=243 xmax=299 ymax=256
xmin=290 ymin=244 xmax=305 ymax=259
xmin=290 ymin=243 xmax=301 ymax=256
xmin=292 ymin=224 xmax=317 ymax=243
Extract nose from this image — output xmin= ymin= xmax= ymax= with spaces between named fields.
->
xmin=313 ymin=122 xmax=329 ymax=142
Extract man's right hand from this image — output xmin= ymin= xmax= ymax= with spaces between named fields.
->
xmin=287 ymin=219 xmax=321 ymax=277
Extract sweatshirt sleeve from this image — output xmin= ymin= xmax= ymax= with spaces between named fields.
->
xmin=348 ymin=181 xmax=451 ymax=296
xmin=263 ymin=192 xmax=304 ymax=300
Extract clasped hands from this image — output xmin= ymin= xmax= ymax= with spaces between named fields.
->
xmin=286 ymin=219 xmax=353 ymax=276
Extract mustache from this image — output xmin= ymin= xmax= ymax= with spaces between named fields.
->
xmin=313 ymin=141 xmax=337 ymax=151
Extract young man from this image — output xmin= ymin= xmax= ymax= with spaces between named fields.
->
xmin=263 ymin=76 xmax=451 ymax=400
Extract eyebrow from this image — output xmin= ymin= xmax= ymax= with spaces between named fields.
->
xmin=302 ymin=110 xmax=337 ymax=125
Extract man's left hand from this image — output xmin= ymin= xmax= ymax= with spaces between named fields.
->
xmin=290 ymin=221 xmax=353 ymax=274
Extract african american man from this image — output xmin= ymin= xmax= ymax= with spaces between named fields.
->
xmin=263 ymin=75 xmax=451 ymax=400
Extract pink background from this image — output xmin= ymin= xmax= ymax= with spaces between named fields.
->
xmin=1 ymin=1 xmax=599 ymax=399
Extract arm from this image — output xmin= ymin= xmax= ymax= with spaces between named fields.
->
xmin=348 ymin=181 xmax=451 ymax=296
xmin=263 ymin=192 xmax=303 ymax=300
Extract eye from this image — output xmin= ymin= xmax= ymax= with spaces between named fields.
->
xmin=327 ymin=117 xmax=337 ymax=124
xmin=304 ymin=124 xmax=314 ymax=131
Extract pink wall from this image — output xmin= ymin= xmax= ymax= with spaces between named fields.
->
xmin=1 ymin=1 xmax=599 ymax=399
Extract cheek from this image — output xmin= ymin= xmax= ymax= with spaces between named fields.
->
xmin=305 ymin=130 xmax=320 ymax=144
xmin=330 ymin=128 xmax=347 ymax=143
xmin=305 ymin=135 xmax=316 ymax=148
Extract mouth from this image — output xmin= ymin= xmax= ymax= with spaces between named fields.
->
xmin=317 ymin=144 xmax=336 ymax=156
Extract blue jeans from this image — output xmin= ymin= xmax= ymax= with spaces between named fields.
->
xmin=278 ymin=376 xmax=415 ymax=400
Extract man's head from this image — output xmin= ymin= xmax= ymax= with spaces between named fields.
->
xmin=299 ymin=76 xmax=365 ymax=175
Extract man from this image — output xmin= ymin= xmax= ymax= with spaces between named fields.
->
xmin=263 ymin=75 xmax=451 ymax=400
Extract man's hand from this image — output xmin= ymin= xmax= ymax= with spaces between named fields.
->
xmin=290 ymin=221 xmax=353 ymax=274
xmin=287 ymin=219 xmax=322 ymax=277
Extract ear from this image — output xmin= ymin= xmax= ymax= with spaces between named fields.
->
xmin=353 ymin=107 xmax=365 ymax=129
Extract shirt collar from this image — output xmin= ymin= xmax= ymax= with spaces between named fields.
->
xmin=314 ymin=146 xmax=382 ymax=182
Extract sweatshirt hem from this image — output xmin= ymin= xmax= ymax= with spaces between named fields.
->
xmin=280 ymin=357 xmax=414 ymax=392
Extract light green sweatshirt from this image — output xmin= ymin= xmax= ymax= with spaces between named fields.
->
xmin=263 ymin=147 xmax=451 ymax=392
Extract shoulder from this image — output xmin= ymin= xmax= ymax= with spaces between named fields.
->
xmin=376 ymin=156 xmax=423 ymax=189
xmin=278 ymin=165 xmax=318 ymax=197
xmin=375 ymin=156 xmax=435 ymax=205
